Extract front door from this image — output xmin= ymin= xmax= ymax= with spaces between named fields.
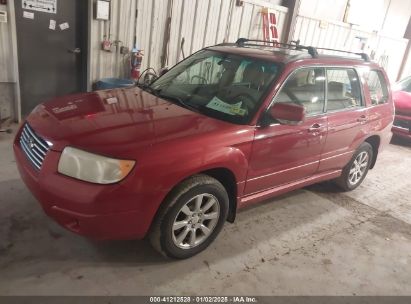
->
xmin=15 ymin=0 xmax=88 ymax=115
xmin=245 ymin=67 xmax=328 ymax=195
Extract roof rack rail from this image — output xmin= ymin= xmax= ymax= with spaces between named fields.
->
xmin=234 ymin=38 xmax=370 ymax=62
xmin=314 ymin=46 xmax=370 ymax=62
xmin=235 ymin=38 xmax=318 ymax=58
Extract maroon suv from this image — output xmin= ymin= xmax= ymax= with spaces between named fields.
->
xmin=14 ymin=39 xmax=393 ymax=259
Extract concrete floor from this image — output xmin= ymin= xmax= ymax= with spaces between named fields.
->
xmin=0 ymin=126 xmax=410 ymax=296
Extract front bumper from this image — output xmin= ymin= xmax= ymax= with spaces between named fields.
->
xmin=13 ymin=130 xmax=164 ymax=240
xmin=392 ymin=114 xmax=411 ymax=139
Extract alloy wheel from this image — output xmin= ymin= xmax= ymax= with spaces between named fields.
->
xmin=348 ymin=151 xmax=369 ymax=186
xmin=172 ymin=193 xmax=220 ymax=249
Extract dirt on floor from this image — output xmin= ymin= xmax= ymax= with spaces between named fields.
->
xmin=0 ymin=127 xmax=410 ymax=296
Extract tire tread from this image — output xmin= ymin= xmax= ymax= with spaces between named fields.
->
xmin=149 ymin=174 xmax=227 ymax=259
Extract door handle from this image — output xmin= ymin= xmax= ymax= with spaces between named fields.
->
xmin=357 ymin=115 xmax=368 ymax=123
xmin=68 ymin=48 xmax=81 ymax=54
xmin=308 ymin=123 xmax=324 ymax=133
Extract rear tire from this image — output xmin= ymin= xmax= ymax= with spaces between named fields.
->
xmin=149 ymin=175 xmax=229 ymax=259
xmin=336 ymin=142 xmax=373 ymax=191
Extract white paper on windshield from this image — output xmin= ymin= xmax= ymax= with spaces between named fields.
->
xmin=206 ymin=96 xmax=246 ymax=116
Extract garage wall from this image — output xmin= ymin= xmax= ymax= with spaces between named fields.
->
xmin=299 ymin=0 xmax=348 ymax=21
xmin=89 ymin=0 xmax=289 ymax=83
xmin=0 ymin=3 xmax=17 ymax=120
xmin=380 ymin=0 xmax=411 ymax=38
xmin=292 ymin=15 xmax=409 ymax=82
xmin=0 ymin=5 xmax=14 ymax=82
xmin=298 ymin=0 xmax=410 ymax=36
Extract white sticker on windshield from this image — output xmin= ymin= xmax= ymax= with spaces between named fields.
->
xmin=206 ymin=96 xmax=246 ymax=116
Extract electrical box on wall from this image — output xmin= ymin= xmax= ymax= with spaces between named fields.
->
xmin=95 ymin=0 xmax=110 ymax=21
xmin=0 ymin=10 xmax=7 ymax=23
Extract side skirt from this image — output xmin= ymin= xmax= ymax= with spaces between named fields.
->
xmin=239 ymin=170 xmax=342 ymax=209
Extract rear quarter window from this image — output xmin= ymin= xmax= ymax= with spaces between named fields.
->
xmin=366 ymin=70 xmax=389 ymax=105
xmin=326 ymin=68 xmax=363 ymax=111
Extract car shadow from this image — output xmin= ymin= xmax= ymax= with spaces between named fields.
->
xmin=0 ymin=177 xmax=342 ymax=284
xmin=390 ymin=135 xmax=411 ymax=148
xmin=305 ymin=180 xmax=342 ymax=193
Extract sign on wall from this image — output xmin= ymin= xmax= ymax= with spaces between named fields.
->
xmin=22 ymin=0 xmax=57 ymax=14
xmin=0 ymin=10 xmax=7 ymax=23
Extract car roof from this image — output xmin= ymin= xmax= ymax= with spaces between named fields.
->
xmin=207 ymin=44 xmax=382 ymax=69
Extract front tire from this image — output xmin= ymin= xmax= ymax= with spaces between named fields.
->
xmin=149 ymin=175 xmax=229 ymax=259
xmin=336 ymin=142 xmax=373 ymax=191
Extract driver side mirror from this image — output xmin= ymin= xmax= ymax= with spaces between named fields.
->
xmin=269 ymin=103 xmax=305 ymax=125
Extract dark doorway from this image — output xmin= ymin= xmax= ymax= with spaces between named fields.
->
xmin=15 ymin=0 xmax=88 ymax=116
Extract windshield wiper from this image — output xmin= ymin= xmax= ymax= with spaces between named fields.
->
xmin=138 ymin=83 xmax=158 ymax=94
xmin=157 ymin=93 xmax=198 ymax=112
xmin=139 ymin=85 xmax=198 ymax=112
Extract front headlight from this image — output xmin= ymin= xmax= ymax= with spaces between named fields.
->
xmin=58 ymin=147 xmax=135 ymax=184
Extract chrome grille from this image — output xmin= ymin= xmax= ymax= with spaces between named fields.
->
xmin=19 ymin=124 xmax=50 ymax=170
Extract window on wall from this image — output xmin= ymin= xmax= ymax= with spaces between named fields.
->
xmin=274 ymin=68 xmax=326 ymax=116
xmin=344 ymin=0 xmax=385 ymax=30
xmin=326 ymin=68 xmax=363 ymax=111
xmin=366 ymin=70 xmax=389 ymax=105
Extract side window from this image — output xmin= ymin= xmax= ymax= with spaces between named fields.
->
xmin=174 ymin=56 xmax=224 ymax=85
xmin=274 ymin=68 xmax=325 ymax=116
xmin=233 ymin=61 xmax=250 ymax=83
xmin=326 ymin=68 xmax=362 ymax=111
xmin=233 ymin=60 xmax=279 ymax=90
xmin=366 ymin=70 xmax=389 ymax=105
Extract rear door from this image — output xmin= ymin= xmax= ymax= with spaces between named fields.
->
xmin=245 ymin=67 xmax=328 ymax=195
xmin=364 ymin=69 xmax=393 ymax=142
xmin=318 ymin=67 xmax=368 ymax=172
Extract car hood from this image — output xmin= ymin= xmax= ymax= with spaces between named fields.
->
xmin=26 ymin=87 xmax=237 ymax=158
xmin=393 ymin=91 xmax=411 ymax=115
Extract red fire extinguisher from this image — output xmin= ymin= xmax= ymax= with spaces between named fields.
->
xmin=131 ymin=49 xmax=144 ymax=81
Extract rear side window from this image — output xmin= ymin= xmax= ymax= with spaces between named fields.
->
xmin=326 ymin=68 xmax=363 ymax=111
xmin=274 ymin=68 xmax=326 ymax=116
xmin=366 ymin=70 xmax=389 ymax=105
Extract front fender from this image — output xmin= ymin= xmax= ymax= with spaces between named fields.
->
xmin=126 ymin=130 xmax=254 ymax=234
xmin=140 ymin=144 xmax=252 ymax=196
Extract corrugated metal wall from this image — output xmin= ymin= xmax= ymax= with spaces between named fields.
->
xmin=372 ymin=35 xmax=409 ymax=81
xmin=0 ymin=3 xmax=17 ymax=120
xmin=292 ymin=15 xmax=409 ymax=81
xmin=89 ymin=0 xmax=289 ymax=83
xmin=0 ymin=4 xmax=15 ymax=83
xmin=2 ymin=0 xmax=410 ymax=120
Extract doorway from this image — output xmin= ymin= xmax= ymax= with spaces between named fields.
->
xmin=14 ymin=0 xmax=88 ymax=116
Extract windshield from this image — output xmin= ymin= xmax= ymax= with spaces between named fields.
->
xmin=148 ymin=50 xmax=281 ymax=124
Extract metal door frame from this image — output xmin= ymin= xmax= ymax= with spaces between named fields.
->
xmin=7 ymin=0 xmax=21 ymax=122
xmin=8 ymin=0 xmax=92 ymax=122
